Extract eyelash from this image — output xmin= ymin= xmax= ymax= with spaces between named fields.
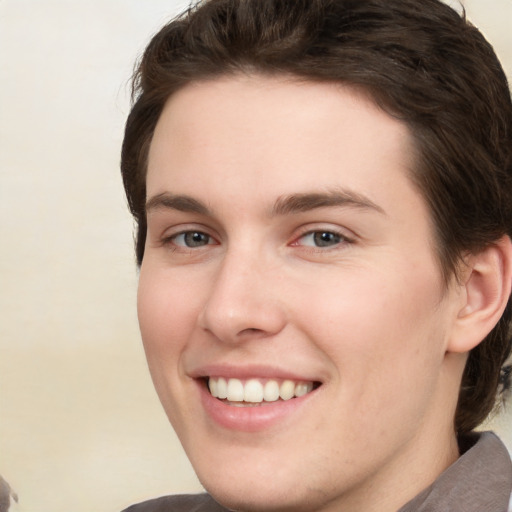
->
xmin=292 ymin=229 xmax=353 ymax=250
xmin=162 ymin=228 xmax=353 ymax=251
xmin=164 ymin=230 xmax=217 ymax=249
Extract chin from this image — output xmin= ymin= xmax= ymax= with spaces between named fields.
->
xmin=203 ymin=483 xmax=323 ymax=512
xmin=193 ymin=456 xmax=336 ymax=512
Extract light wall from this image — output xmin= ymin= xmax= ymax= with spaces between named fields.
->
xmin=0 ymin=2 xmax=511 ymax=511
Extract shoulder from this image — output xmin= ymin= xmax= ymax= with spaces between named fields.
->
xmin=121 ymin=493 xmax=230 ymax=512
xmin=399 ymin=432 xmax=512 ymax=512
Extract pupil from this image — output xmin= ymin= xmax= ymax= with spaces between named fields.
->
xmin=314 ymin=232 xmax=340 ymax=247
xmin=186 ymin=232 xmax=208 ymax=246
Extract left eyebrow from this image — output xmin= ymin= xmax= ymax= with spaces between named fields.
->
xmin=272 ymin=189 xmax=386 ymax=216
xmin=145 ymin=192 xmax=210 ymax=215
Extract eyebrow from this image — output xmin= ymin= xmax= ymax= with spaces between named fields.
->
xmin=145 ymin=189 xmax=385 ymax=217
xmin=145 ymin=193 xmax=210 ymax=215
xmin=272 ymin=189 xmax=385 ymax=216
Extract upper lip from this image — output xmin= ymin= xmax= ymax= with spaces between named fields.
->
xmin=188 ymin=364 xmax=322 ymax=383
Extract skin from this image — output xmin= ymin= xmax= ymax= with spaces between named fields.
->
xmin=138 ymin=75 xmax=470 ymax=512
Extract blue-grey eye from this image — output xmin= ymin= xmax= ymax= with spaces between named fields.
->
xmin=300 ymin=231 xmax=343 ymax=247
xmin=174 ymin=231 xmax=212 ymax=247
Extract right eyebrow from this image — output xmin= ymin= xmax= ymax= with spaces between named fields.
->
xmin=145 ymin=193 xmax=210 ymax=215
xmin=271 ymin=189 xmax=385 ymax=216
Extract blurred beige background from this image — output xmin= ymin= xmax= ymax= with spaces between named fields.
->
xmin=0 ymin=1 xmax=511 ymax=511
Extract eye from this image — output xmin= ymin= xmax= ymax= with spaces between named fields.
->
xmin=297 ymin=230 xmax=346 ymax=248
xmin=171 ymin=231 xmax=214 ymax=248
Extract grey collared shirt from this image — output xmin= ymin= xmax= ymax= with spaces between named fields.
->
xmin=399 ymin=432 xmax=512 ymax=512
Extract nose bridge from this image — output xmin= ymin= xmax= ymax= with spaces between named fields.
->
xmin=199 ymin=243 xmax=286 ymax=342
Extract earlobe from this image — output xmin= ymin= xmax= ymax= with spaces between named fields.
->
xmin=448 ymin=236 xmax=512 ymax=354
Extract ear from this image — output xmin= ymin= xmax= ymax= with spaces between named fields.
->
xmin=447 ymin=236 xmax=512 ymax=354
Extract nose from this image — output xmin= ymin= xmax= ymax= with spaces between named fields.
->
xmin=198 ymin=249 xmax=287 ymax=343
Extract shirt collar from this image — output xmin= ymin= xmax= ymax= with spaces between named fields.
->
xmin=399 ymin=432 xmax=512 ymax=512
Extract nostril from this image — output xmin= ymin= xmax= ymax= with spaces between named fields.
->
xmin=239 ymin=327 xmax=264 ymax=335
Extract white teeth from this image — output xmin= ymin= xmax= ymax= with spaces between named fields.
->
xmin=226 ymin=378 xmax=244 ymax=401
xmin=295 ymin=382 xmax=313 ymax=397
xmin=263 ymin=380 xmax=280 ymax=402
xmin=217 ymin=377 xmax=228 ymax=399
xmin=244 ymin=379 xmax=264 ymax=403
xmin=207 ymin=377 xmax=316 ymax=404
xmin=279 ymin=380 xmax=295 ymax=400
xmin=209 ymin=378 xmax=218 ymax=397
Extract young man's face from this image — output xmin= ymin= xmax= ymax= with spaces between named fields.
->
xmin=138 ymin=76 xmax=465 ymax=511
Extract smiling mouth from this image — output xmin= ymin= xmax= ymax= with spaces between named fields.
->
xmin=207 ymin=377 xmax=320 ymax=406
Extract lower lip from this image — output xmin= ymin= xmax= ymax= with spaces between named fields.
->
xmin=198 ymin=381 xmax=317 ymax=432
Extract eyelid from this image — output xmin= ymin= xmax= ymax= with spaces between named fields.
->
xmin=171 ymin=231 xmax=216 ymax=247
xmin=159 ymin=224 xmax=220 ymax=248
xmin=290 ymin=224 xmax=356 ymax=247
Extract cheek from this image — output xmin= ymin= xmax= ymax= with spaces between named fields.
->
xmin=297 ymin=263 xmax=448 ymax=401
xmin=137 ymin=265 xmax=200 ymax=366
xmin=136 ymin=266 xmax=204 ymax=425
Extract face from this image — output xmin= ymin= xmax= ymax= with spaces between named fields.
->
xmin=139 ymin=76 xmax=463 ymax=512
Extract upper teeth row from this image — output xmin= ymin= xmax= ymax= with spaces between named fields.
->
xmin=208 ymin=377 xmax=314 ymax=403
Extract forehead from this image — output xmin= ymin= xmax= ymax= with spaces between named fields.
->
xmin=147 ymin=74 xmax=421 ymax=220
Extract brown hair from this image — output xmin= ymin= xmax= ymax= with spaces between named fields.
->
xmin=121 ymin=0 xmax=512 ymax=433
